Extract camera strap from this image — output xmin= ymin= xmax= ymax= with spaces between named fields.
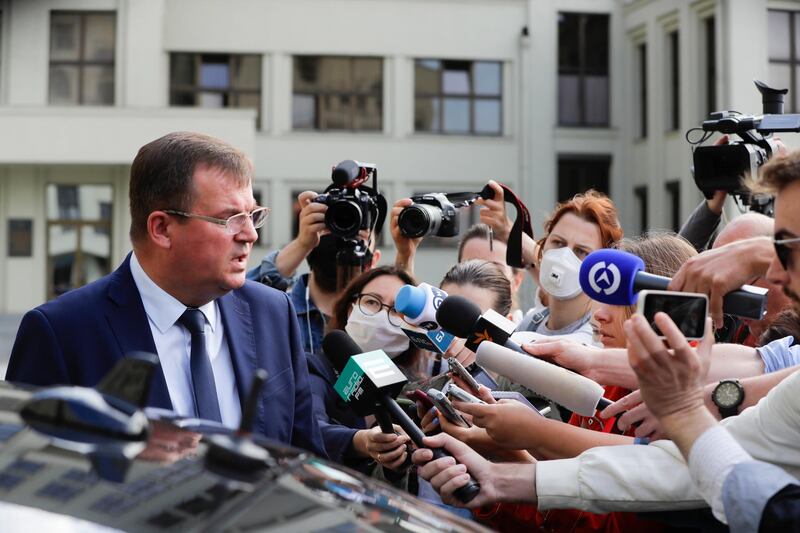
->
xmin=479 ymin=183 xmax=534 ymax=269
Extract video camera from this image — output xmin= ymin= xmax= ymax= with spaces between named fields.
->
xmin=397 ymin=192 xmax=481 ymax=239
xmin=691 ymin=80 xmax=800 ymax=216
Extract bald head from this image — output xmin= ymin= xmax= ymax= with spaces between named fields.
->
xmin=713 ymin=213 xmax=774 ymax=248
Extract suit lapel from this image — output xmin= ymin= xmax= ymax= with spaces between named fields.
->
xmin=218 ymin=291 xmax=263 ymax=433
xmin=106 ymin=255 xmax=173 ymax=410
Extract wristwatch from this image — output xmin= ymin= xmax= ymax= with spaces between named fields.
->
xmin=712 ymin=379 xmax=745 ymax=419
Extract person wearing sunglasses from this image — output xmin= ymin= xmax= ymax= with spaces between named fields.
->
xmin=6 ymin=132 xmax=326 ymax=458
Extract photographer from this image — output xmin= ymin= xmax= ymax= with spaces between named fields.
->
xmin=247 ymin=190 xmax=381 ymax=355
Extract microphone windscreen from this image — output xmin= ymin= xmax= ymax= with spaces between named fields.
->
xmin=579 ymin=249 xmax=645 ymax=306
xmin=435 ymin=295 xmax=482 ymax=338
xmin=323 ymin=330 xmax=363 ymax=373
xmin=476 ymin=342 xmax=606 ymax=416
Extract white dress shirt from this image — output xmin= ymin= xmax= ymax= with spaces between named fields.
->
xmin=130 ymin=252 xmax=241 ymax=428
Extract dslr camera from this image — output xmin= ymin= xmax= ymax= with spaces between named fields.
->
xmin=314 ymin=160 xmax=381 ymax=239
xmin=398 ymin=193 xmax=461 ymax=238
xmin=691 ymin=80 xmax=800 ymax=215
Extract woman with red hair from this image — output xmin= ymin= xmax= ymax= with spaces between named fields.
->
xmin=479 ymin=181 xmax=624 ymax=344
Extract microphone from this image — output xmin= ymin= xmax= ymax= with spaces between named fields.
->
xmin=436 ymin=295 xmax=523 ymax=354
xmin=323 ymin=331 xmax=481 ymax=504
xmin=436 ymin=296 xmax=612 ymax=413
xmin=579 ymin=249 xmax=768 ymax=320
xmin=476 ymin=342 xmax=610 ymax=416
xmin=395 ymin=283 xmax=448 ymax=330
xmin=395 ymin=284 xmax=455 ymax=353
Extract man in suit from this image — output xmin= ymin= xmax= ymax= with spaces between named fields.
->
xmin=6 ymin=131 xmax=325 ymax=457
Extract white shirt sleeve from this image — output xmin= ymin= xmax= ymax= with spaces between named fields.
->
xmin=536 ymin=370 xmax=800 ymax=512
xmin=688 ymin=426 xmax=753 ymax=524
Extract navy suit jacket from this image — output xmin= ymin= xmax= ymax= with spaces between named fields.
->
xmin=5 ymin=255 xmax=326 ymax=458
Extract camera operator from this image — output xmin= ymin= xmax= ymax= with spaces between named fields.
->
xmin=410 ymin=148 xmax=800 ymax=525
xmin=247 ymin=190 xmax=381 ymax=355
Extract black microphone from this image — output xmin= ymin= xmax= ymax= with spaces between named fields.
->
xmin=324 ymin=331 xmax=481 ymax=504
xmin=436 ymin=295 xmax=524 ymax=354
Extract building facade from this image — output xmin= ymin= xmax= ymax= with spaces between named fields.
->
xmin=0 ymin=0 xmax=795 ymax=313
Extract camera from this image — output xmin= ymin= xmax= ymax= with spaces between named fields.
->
xmin=398 ymin=193 xmax=460 ymax=238
xmin=313 ymin=160 xmax=381 ymax=239
xmin=691 ymin=80 xmax=800 ymax=215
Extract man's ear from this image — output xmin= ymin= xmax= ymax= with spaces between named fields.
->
xmin=370 ymin=248 xmax=382 ymax=268
xmin=512 ymin=269 xmax=526 ymax=293
xmin=147 ymin=211 xmax=173 ymax=249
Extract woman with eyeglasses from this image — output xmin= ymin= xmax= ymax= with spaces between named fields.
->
xmin=305 ymin=266 xmax=428 ymax=478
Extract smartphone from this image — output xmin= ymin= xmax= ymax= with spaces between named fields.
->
xmin=490 ymin=391 xmax=543 ymax=414
xmin=447 ymin=358 xmax=481 ymax=394
xmin=445 ymin=383 xmax=486 ymax=405
xmin=426 ymin=388 xmax=471 ymax=428
xmin=404 ymin=389 xmax=434 ymax=410
xmin=637 ymin=290 xmax=709 ymax=341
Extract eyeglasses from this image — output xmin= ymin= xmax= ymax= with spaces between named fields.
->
xmin=354 ymin=293 xmax=404 ymax=327
xmin=164 ymin=206 xmax=270 ymax=235
xmin=774 ymin=234 xmax=800 ymax=270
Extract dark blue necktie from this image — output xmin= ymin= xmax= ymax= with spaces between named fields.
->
xmin=178 ymin=308 xmax=222 ymax=423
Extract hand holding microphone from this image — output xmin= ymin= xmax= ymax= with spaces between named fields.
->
xmin=578 ymin=248 xmax=768 ymax=329
xmin=435 ymin=295 xmax=611 ymax=415
xmin=325 ymin=331 xmax=481 ymax=504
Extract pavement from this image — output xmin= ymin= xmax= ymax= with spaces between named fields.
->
xmin=0 ymin=314 xmax=22 ymax=378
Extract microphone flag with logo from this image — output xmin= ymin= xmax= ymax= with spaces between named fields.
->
xmin=579 ymin=249 xmax=645 ymax=305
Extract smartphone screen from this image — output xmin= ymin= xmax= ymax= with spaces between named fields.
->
xmin=639 ymin=290 xmax=708 ymax=340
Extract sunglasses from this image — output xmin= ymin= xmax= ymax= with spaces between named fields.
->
xmin=774 ymin=235 xmax=800 ymax=270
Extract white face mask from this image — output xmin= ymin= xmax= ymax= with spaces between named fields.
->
xmin=345 ymin=305 xmax=410 ymax=358
xmin=539 ymin=247 xmax=583 ymax=301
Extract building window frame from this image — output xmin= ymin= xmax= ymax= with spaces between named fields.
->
xmin=703 ymin=16 xmax=716 ymax=118
xmin=634 ymin=185 xmax=648 ymax=234
xmin=768 ymin=9 xmax=800 ymax=112
xmin=636 ymin=42 xmax=648 ymax=139
xmin=557 ymin=155 xmax=612 ymax=203
xmin=667 ymin=30 xmax=680 ymax=131
xmin=557 ymin=12 xmax=610 ymax=128
xmin=414 ymin=59 xmax=503 ymax=136
xmin=292 ymin=55 xmax=383 ymax=132
xmin=169 ymin=53 xmax=262 ymax=129
xmin=48 ymin=10 xmax=116 ymax=106
xmin=665 ymin=180 xmax=681 ymax=232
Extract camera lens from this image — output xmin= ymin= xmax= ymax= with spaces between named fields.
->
xmin=398 ymin=204 xmax=442 ymax=238
xmin=326 ymin=200 xmax=363 ymax=239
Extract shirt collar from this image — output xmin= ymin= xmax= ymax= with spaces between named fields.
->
xmin=130 ymin=251 xmax=217 ymax=334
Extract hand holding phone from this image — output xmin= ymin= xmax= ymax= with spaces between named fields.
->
xmin=637 ymin=290 xmax=709 ymax=341
xmin=447 ymin=358 xmax=481 ymax=394
xmin=427 ymin=388 xmax=471 ymax=428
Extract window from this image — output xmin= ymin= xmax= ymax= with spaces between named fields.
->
xmin=293 ymin=56 xmax=382 ymax=131
xmin=558 ymin=13 xmax=609 ymax=127
xmin=665 ymin=180 xmax=681 ymax=232
xmin=634 ymin=185 xmax=648 ymax=234
xmin=557 ymin=156 xmax=611 ymax=203
xmin=170 ymin=54 xmax=262 ymax=128
xmin=637 ymin=43 xmax=648 ymax=138
xmin=768 ymin=10 xmax=800 ymax=112
xmin=46 ymin=184 xmax=112 ymax=299
xmin=49 ymin=12 xmax=115 ymax=105
xmin=703 ymin=17 xmax=716 ymax=117
xmin=667 ymin=31 xmax=680 ymax=131
xmin=414 ymin=59 xmax=502 ymax=135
